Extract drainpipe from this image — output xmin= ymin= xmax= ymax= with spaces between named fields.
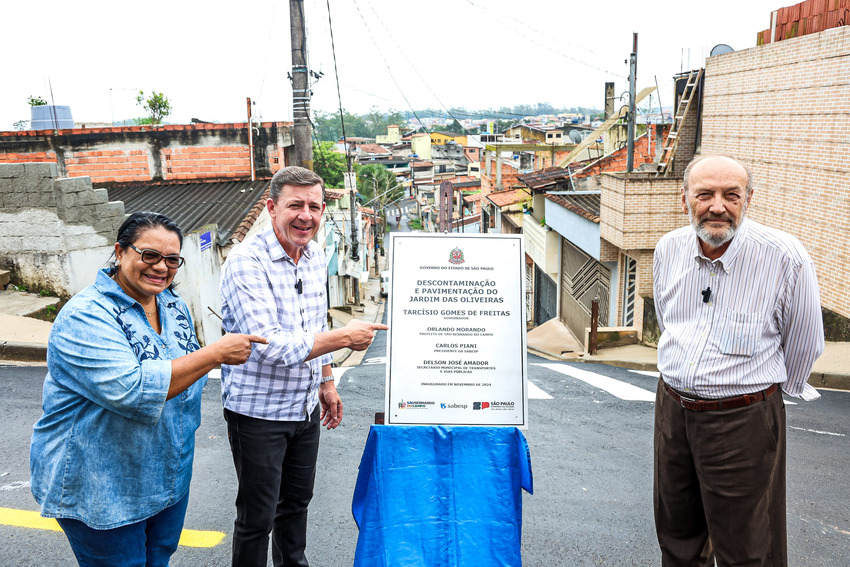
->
xmin=247 ymin=98 xmax=255 ymax=181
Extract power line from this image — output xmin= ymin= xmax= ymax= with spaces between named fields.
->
xmin=360 ymin=0 xmax=471 ymax=135
xmin=461 ymin=0 xmax=627 ymax=79
xmin=350 ymin=0 xmax=433 ymax=140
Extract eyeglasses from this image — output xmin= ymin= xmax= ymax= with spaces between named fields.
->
xmin=127 ymin=244 xmax=185 ymax=268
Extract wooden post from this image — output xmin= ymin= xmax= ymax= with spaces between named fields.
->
xmin=590 ymin=297 xmax=599 ymax=355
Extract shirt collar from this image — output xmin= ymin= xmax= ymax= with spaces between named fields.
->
xmin=261 ymin=225 xmax=313 ymax=264
xmin=690 ymin=217 xmax=750 ymax=274
xmin=93 ymin=268 xmax=177 ymax=311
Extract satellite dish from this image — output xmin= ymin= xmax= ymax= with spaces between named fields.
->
xmin=710 ymin=44 xmax=735 ymax=57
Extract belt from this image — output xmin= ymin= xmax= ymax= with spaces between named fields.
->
xmin=664 ymin=382 xmax=779 ymax=411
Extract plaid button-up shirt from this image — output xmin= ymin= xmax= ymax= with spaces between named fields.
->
xmin=220 ymin=226 xmax=333 ymax=420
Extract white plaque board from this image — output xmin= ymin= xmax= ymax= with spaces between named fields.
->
xmin=384 ymin=233 xmax=528 ymax=427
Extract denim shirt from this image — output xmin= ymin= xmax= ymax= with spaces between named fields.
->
xmin=30 ymin=269 xmax=205 ymax=529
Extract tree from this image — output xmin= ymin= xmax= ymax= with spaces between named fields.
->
xmin=136 ymin=90 xmax=172 ymax=125
xmin=27 ymin=95 xmax=47 ymax=106
xmin=312 ymin=141 xmax=351 ymax=189
xmin=358 ymin=164 xmax=404 ymax=217
xmin=440 ymin=119 xmax=466 ymax=134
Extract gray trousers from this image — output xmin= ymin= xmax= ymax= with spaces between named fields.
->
xmin=653 ymin=378 xmax=787 ymax=567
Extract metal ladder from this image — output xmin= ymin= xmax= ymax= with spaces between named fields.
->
xmin=656 ymin=68 xmax=703 ymax=175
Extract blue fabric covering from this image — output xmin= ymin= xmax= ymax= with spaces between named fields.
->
xmin=352 ymin=426 xmax=533 ymax=567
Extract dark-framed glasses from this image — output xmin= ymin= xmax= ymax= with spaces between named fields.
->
xmin=127 ymin=244 xmax=185 ymax=268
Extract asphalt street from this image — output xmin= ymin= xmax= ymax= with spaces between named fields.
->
xmin=2 ymin=320 xmax=848 ymax=565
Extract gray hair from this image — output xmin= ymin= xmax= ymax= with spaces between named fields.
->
xmin=682 ymin=154 xmax=754 ymax=197
xmin=269 ymin=166 xmax=326 ymax=202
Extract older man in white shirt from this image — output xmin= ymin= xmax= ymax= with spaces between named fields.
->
xmin=652 ymin=154 xmax=823 ymax=567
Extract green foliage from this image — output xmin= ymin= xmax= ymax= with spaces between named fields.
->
xmin=27 ymin=95 xmax=47 ymax=106
xmin=12 ymin=284 xmax=28 ymax=292
xmin=440 ymin=119 xmax=465 ymax=134
xmin=136 ymin=90 xmax=172 ymax=125
xmin=46 ymin=305 xmax=57 ymax=314
xmin=408 ymin=219 xmax=422 ymax=230
xmin=312 ymin=109 xmax=406 ymax=141
xmin=357 ymin=164 xmax=402 ymax=205
xmin=39 ymin=289 xmax=53 ymax=297
xmin=312 ymin=141 xmax=352 ymax=189
xmin=133 ymin=117 xmax=155 ymax=125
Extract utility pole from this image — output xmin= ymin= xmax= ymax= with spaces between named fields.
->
xmin=627 ymin=32 xmax=638 ymax=173
xmin=290 ymin=0 xmax=313 ymax=170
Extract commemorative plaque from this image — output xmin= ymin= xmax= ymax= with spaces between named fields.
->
xmin=384 ymin=233 xmax=528 ymax=427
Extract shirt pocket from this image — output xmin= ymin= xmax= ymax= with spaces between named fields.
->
xmin=718 ymin=309 xmax=762 ymax=357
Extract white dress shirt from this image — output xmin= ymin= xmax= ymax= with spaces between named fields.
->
xmin=653 ymin=218 xmax=824 ymax=401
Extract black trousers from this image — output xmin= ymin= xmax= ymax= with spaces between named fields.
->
xmin=224 ymin=406 xmax=321 ymax=567
xmin=653 ymin=378 xmax=787 ymax=567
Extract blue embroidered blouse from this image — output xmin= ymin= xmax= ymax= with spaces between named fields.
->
xmin=30 ymin=269 xmax=205 ymax=529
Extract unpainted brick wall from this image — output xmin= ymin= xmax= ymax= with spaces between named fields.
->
xmin=701 ymin=25 xmax=850 ymax=320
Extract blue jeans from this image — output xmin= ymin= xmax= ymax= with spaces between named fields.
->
xmin=57 ymin=492 xmax=190 ymax=567
xmin=224 ymin=406 xmax=321 ymax=567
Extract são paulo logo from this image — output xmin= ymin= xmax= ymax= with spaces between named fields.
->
xmin=474 ymin=401 xmax=515 ymax=410
xmin=448 ymin=246 xmax=465 ymax=265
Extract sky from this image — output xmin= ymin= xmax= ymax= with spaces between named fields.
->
xmin=2 ymin=0 xmax=788 ymax=130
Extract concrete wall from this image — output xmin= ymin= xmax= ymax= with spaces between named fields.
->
xmin=0 ymin=162 xmax=124 ymax=294
xmin=173 ymin=225 xmax=224 ymax=347
xmin=700 ymin=25 xmax=850 ymax=320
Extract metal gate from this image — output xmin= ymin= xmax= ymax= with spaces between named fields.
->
xmin=525 ymin=263 xmax=533 ymax=324
xmin=533 ymin=265 xmax=557 ymax=326
xmin=622 ymin=255 xmax=637 ymax=326
xmin=559 ymin=238 xmax=611 ymax=341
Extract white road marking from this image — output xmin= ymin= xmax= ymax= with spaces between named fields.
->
xmin=362 ymin=357 xmax=386 ymax=365
xmin=534 ymin=363 xmax=656 ymax=401
xmin=0 ymin=481 xmax=30 ymax=492
xmin=789 ymin=426 xmax=844 ymax=437
xmin=208 ymin=368 xmax=221 ymax=379
xmin=527 ymin=380 xmax=553 ymax=399
xmin=331 ymin=367 xmax=350 ymax=384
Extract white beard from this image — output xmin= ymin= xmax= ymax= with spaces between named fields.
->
xmin=686 ymin=199 xmax=747 ymax=249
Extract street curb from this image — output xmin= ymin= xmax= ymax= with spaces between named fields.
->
xmin=809 ymin=372 xmax=850 ymax=391
xmin=578 ymin=357 xmax=659 ymax=372
xmin=0 ymin=341 xmax=47 ymax=363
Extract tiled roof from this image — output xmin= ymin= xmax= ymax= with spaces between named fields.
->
xmin=324 ymin=188 xmax=347 ymax=200
xmin=107 ymin=178 xmax=270 ymax=243
xmin=357 ymin=143 xmax=391 ymax=155
xmin=545 ymin=193 xmax=600 ymax=223
xmin=464 ymin=193 xmax=484 ymax=203
xmin=486 ymin=188 xmax=531 ymax=208
xmin=517 ymin=166 xmax=571 ymax=191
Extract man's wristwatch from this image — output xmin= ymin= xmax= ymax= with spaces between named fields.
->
xmin=321 ymin=374 xmax=335 ymax=383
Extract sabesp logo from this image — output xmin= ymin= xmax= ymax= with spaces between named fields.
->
xmin=473 ymin=402 xmax=490 ymax=410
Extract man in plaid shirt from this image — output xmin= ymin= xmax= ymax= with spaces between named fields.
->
xmin=220 ymin=166 xmax=387 ymax=567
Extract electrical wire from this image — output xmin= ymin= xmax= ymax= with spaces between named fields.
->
xmin=461 ymin=0 xmax=627 ymax=79
xmin=350 ymin=0 xmax=433 ymax=141
xmin=360 ymin=0 xmax=471 ymax=135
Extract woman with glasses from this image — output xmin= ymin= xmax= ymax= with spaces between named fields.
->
xmin=30 ymin=211 xmax=267 ymax=567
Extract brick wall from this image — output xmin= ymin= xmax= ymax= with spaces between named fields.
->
xmin=600 ymin=172 xmax=686 ymax=250
xmin=701 ymin=25 xmax=850 ymax=320
xmin=574 ymin=125 xmax=669 ymax=179
xmin=0 ymin=122 xmax=293 ymax=185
